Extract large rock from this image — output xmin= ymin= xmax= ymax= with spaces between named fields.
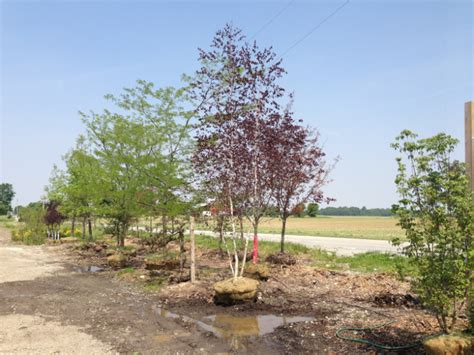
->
xmin=107 ymin=254 xmax=127 ymax=268
xmin=244 ymin=263 xmax=270 ymax=281
xmin=213 ymin=277 xmax=259 ymax=305
xmin=423 ymin=334 xmax=473 ymax=355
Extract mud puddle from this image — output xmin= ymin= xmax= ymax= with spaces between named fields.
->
xmin=156 ymin=306 xmax=313 ymax=349
xmin=72 ymin=265 xmax=103 ymax=273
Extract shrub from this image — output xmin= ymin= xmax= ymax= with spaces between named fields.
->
xmin=392 ymin=131 xmax=473 ymax=333
xmin=11 ymin=228 xmax=45 ymax=245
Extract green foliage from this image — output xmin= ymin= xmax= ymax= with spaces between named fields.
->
xmin=47 ymin=139 xmax=100 ymax=222
xmin=117 ymin=267 xmax=135 ymax=276
xmin=0 ymin=183 xmax=15 ymax=215
xmin=13 ymin=203 xmax=46 ymax=245
xmin=319 ymin=206 xmax=392 ymax=216
xmin=50 ymin=80 xmax=197 ymax=247
xmin=11 ymin=229 xmax=45 ymax=245
xmin=305 ymin=203 xmax=319 ymax=217
xmin=392 ymin=130 xmax=474 ymax=333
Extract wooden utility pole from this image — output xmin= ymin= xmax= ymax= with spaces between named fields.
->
xmin=466 ymin=101 xmax=474 ymax=191
xmin=189 ymin=216 xmax=196 ymax=283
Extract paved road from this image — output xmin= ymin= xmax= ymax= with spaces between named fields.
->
xmin=195 ymin=230 xmax=405 ymax=256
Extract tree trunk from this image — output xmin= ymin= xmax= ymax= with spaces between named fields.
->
xmin=82 ymin=218 xmax=86 ymax=240
xmin=280 ymin=216 xmax=287 ymax=253
xmin=88 ymin=218 xmax=93 ymax=241
xmin=252 ymin=222 xmax=259 ymax=264
xmin=218 ymin=216 xmax=224 ymax=256
xmin=179 ymin=230 xmax=185 ymax=272
xmin=189 ymin=216 xmax=196 ymax=283
xmin=149 ymin=216 xmax=153 ymax=237
xmin=119 ymin=222 xmax=128 ymax=247
xmin=71 ymin=216 xmax=76 ymax=238
xmin=162 ymin=215 xmax=167 ymax=236
xmin=239 ymin=214 xmax=244 ymax=241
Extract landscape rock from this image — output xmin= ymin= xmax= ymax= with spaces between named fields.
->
xmin=423 ymin=334 xmax=473 ymax=355
xmin=107 ymin=254 xmax=127 ymax=268
xmin=213 ymin=277 xmax=259 ymax=305
xmin=244 ymin=263 xmax=270 ymax=281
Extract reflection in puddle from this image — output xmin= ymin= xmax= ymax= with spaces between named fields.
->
xmin=73 ymin=265 xmax=103 ymax=273
xmin=155 ymin=307 xmax=313 ymax=350
xmin=203 ymin=314 xmax=313 ymax=337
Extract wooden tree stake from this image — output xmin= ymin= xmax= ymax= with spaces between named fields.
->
xmin=189 ymin=215 xmax=196 ymax=283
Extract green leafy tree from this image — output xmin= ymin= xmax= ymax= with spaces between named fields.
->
xmin=392 ymin=130 xmax=474 ymax=333
xmin=81 ymin=111 xmax=152 ymax=246
xmin=104 ymin=80 xmax=196 ymax=230
xmin=306 ymin=203 xmax=319 ymax=217
xmin=46 ymin=138 xmax=101 ymax=240
xmin=0 ymin=183 xmax=15 ymax=215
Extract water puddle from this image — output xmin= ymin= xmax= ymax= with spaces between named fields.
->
xmin=155 ymin=307 xmax=313 ymax=349
xmin=201 ymin=314 xmax=314 ymax=337
xmin=73 ymin=265 xmax=103 ymax=273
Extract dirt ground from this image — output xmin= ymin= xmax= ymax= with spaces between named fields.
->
xmin=0 ymin=227 xmax=457 ymax=354
xmin=0 ymin=228 xmax=271 ymax=354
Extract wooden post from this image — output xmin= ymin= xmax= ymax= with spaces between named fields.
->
xmin=189 ymin=215 xmax=196 ymax=283
xmin=466 ymin=101 xmax=474 ymax=191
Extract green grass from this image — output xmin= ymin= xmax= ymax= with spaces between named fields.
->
xmin=194 ymin=234 xmax=415 ymax=277
xmin=143 ymin=276 xmax=168 ymax=292
xmin=310 ymin=250 xmax=415 ymax=275
xmin=117 ymin=267 xmax=135 ymax=276
xmin=0 ymin=216 xmax=19 ymax=230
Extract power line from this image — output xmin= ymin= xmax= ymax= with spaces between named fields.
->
xmin=249 ymin=0 xmax=296 ymax=41
xmin=280 ymin=0 xmax=350 ymax=57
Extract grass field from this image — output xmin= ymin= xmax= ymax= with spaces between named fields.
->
xmin=231 ymin=216 xmax=405 ymax=241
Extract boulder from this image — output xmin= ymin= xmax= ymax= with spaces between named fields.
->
xmin=244 ymin=263 xmax=270 ymax=281
xmin=423 ymin=334 xmax=473 ymax=355
xmin=107 ymin=254 xmax=127 ymax=268
xmin=213 ymin=277 xmax=259 ymax=305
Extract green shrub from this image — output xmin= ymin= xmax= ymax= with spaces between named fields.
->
xmin=11 ymin=228 xmax=45 ymax=245
xmin=392 ymin=131 xmax=474 ymax=333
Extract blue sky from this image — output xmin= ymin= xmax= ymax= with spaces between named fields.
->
xmin=1 ymin=0 xmax=472 ymax=207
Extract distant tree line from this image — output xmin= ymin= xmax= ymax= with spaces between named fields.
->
xmin=318 ymin=206 xmax=393 ymax=216
xmin=265 ymin=204 xmax=392 ymax=217
xmin=0 ymin=183 xmax=15 ymax=215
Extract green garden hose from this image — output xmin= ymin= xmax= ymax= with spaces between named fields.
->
xmin=336 ymin=320 xmax=423 ymax=350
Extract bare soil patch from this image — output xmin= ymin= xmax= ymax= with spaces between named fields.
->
xmin=64 ymin=237 xmax=457 ymax=354
xmin=3 ymin=227 xmax=466 ymax=354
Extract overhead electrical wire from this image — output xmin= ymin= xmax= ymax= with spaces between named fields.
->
xmin=249 ymin=0 xmax=296 ymax=41
xmin=279 ymin=0 xmax=350 ymax=57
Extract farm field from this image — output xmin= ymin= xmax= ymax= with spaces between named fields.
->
xmin=209 ymin=216 xmax=405 ymax=241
